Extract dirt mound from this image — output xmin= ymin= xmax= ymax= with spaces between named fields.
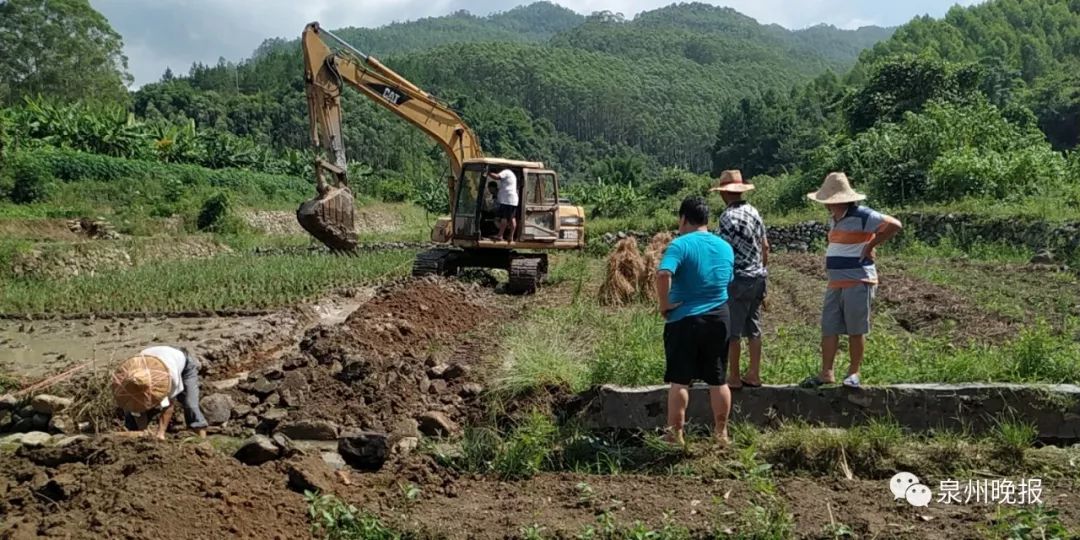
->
xmin=242 ymin=208 xmax=403 ymax=236
xmin=878 ymin=273 xmax=1015 ymax=344
xmin=0 ymin=437 xmax=309 ymax=539
xmin=228 ymin=278 xmax=508 ymax=433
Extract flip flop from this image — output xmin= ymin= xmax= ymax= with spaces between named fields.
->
xmin=799 ymin=376 xmax=831 ymax=389
xmin=741 ymin=379 xmax=763 ymax=388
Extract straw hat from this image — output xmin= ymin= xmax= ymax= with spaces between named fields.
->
xmin=807 ymin=172 xmax=867 ymax=204
xmin=709 ymin=170 xmax=755 ymax=193
xmin=112 ymin=354 xmax=171 ymax=413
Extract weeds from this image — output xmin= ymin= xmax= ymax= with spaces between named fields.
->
xmin=984 ymin=506 xmax=1071 ymax=540
xmin=306 ymin=492 xmax=400 ymax=540
xmin=991 ymin=417 xmax=1038 ymax=464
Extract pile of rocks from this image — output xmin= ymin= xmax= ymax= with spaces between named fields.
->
xmin=768 ymin=221 xmax=827 ymax=252
xmin=67 ymin=217 xmax=120 ymax=240
xmin=0 ymin=394 xmax=82 ymax=436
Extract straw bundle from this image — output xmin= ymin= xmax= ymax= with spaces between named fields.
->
xmin=639 ymin=232 xmax=674 ymax=301
xmin=599 ymin=238 xmax=645 ymax=306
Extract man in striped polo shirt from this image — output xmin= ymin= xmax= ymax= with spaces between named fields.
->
xmin=801 ymin=173 xmax=902 ymax=389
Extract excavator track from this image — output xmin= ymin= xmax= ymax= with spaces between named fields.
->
xmin=507 ymin=255 xmax=548 ymax=295
xmin=412 ymin=248 xmax=459 ymax=278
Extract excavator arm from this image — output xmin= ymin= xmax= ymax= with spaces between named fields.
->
xmin=297 ymin=22 xmax=483 ymax=251
xmin=303 ymin=22 xmax=483 ymax=189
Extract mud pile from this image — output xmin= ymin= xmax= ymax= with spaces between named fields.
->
xmin=0 ymin=437 xmax=310 ymax=539
xmin=223 ymin=278 xmax=507 ymax=435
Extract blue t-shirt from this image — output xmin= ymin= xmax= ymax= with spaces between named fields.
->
xmin=658 ymin=231 xmax=734 ymax=323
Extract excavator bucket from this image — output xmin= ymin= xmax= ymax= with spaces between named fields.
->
xmin=297 ymin=185 xmax=358 ymax=251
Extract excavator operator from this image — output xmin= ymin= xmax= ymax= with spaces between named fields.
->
xmin=488 ymin=169 xmax=519 ymax=242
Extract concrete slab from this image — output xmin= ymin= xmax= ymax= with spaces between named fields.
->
xmin=582 ymin=384 xmax=1080 ymax=440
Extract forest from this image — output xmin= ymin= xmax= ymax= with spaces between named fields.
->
xmin=1 ymin=0 xmax=1078 ymax=221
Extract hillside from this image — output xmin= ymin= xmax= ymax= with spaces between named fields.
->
xmin=131 ymin=2 xmax=893 ymax=180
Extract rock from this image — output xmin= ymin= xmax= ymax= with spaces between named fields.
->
xmin=234 ymin=435 xmax=281 ymax=466
xmin=30 ymin=414 xmax=50 ymax=430
xmin=0 ymin=394 xmax=17 ymax=411
xmin=209 ymin=377 xmax=243 ymax=391
xmin=261 ymin=365 xmax=284 ymax=380
xmin=21 ymin=431 xmax=52 ymax=448
xmin=427 ymin=364 xmax=450 ymax=378
xmin=13 ymin=417 xmax=36 ymax=433
xmin=459 ymin=383 xmax=483 ymax=398
xmin=244 ymin=415 xmax=259 ymax=428
xmin=0 ymin=410 xmax=12 ymax=430
xmin=425 ymin=351 xmax=448 ymax=368
xmin=54 ymin=435 xmax=89 ymax=448
xmin=264 ymin=393 xmax=282 ymax=408
xmin=338 ymin=360 xmax=369 ymax=383
xmin=320 ymin=452 xmax=346 ymax=470
xmin=416 ymin=411 xmax=457 ymax=438
xmin=47 ymin=415 xmax=74 ymax=434
xmin=272 ymin=433 xmax=300 ymax=458
xmin=443 ymin=363 xmax=469 ymax=380
xmin=31 ymin=394 xmax=72 ymax=415
xmin=1031 ymin=250 xmax=1055 ymax=265
xmin=232 ymin=403 xmax=253 ymax=418
xmin=262 ymin=408 xmax=288 ymax=422
xmin=338 ymin=431 xmax=390 ymax=472
xmin=285 ymin=458 xmax=333 ymax=494
xmin=281 ymin=371 xmax=308 ymax=392
xmin=393 ymin=437 xmax=419 ymax=456
xmin=392 ymin=418 xmax=421 ymax=439
xmin=428 ymin=379 xmax=448 ymax=395
xmin=246 ymin=395 xmax=261 ymax=406
xmin=277 ymin=420 xmax=339 ymax=441
xmin=280 ymin=389 xmax=301 ymax=408
xmin=0 ymin=433 xmax=25 ymax=446
xmin=329 ymin=361 xmax=343 ymax=376
xmin=241 ymin=377 xmax=280 ymax=397
xmin=34 ymin=472 xmax=80 ymax=501
xmin=283 ymin=356 xmax=309 ymax=371
xmin=200 ymin=394 xmax=233 ymax=425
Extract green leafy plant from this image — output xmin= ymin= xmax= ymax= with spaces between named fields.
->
xmin=306 ymin=492 xmax=400 ymax=540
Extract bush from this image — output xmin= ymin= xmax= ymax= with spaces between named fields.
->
xmin=9 ymin=153 xmax=54 ymax=204
xmin=197 ymin=192 xmax=234 ymax=232
xmin=374 ymin=175 xmax=415 ymax=203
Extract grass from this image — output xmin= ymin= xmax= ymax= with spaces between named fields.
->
xmin=307 ymin=492 xmax=401 ymax=540
xmin=0 ymin=249 xmax=414 ymax=314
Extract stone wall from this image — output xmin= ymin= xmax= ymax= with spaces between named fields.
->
xmin=582 ymin=383 xmax=1080 ymax=441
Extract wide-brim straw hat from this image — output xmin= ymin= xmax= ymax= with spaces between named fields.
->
xmin=112 ymin=354 xmax=170 ymax=413
xmin=709 ymin=169 xmax=755 ymax=193
xmin=807 ymin=172 xmax=867 ymax=204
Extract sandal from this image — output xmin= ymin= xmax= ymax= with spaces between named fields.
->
xmin=799 ymin=376 xmax=832 ymax=389
xmin=843 ymin=374 xmax=861 ymax=389
xmin=741 ymin=379 xmax=763 ymax=388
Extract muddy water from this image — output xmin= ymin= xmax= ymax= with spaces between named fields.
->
xmin=0 ymin=290 xmax=371 ymax=382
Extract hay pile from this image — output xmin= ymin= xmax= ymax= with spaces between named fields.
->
xmin=639 ymin=232 xmax=674 ymax=301
xmin=599 ymin=238 xmax=645 ymax=306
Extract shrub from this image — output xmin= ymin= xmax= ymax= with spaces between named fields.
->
xmin=197 ymin=192 xmax=235 ymax=232
xmin=374 ymin=175 xmax=415 ymax=203
xmin=9 ymin=153 xmax=54 ymax=203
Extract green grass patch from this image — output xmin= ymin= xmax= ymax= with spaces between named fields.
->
xmin=0 ymin=250 xmax=414 ymax=314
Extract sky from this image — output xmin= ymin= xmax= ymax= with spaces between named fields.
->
xmin=91 ymin=0 xmax=984 ymax=88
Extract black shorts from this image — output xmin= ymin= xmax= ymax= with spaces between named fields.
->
xmin=497 ymin=204 xmax=517 ymax=219
xmin=663 ymin=305 xmax=730 ymax=386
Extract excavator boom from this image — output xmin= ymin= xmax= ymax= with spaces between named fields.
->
xmin=297 ymin=22 xmax=484 ymax=250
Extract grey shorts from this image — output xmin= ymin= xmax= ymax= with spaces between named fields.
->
xmin=822 ymin=284 xmax=876 ymax=337
xmin=728 ymin=276 xmax=766 ymax=339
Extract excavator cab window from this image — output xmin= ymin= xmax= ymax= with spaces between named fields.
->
xmin=521 ymin=170 xmax=559 ymax=241
xmin=453 ymin=168 xmax=482 ymax=239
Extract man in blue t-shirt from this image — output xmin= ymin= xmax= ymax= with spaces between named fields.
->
xmin=656 ymin=196 xmax=735 ymax=446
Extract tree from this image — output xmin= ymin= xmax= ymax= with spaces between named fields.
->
xmin=0 ymin=0 xmax=132 ymax=106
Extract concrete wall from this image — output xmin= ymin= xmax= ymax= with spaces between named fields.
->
xmin=583 ymin=383 xmax=1080 ymax=441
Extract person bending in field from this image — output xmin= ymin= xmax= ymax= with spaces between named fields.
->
xmin=112 ymin=345 xmax=208 ymax=439
xmin=656 ymin=196 xmax=735 ymax=446
xmin=488 ymin=169 xmax=519 ymax=242
xmin=801 ymin=173 xmax=902 ymax=390
xmin=712 ymin=170 xmax=769 ymax=389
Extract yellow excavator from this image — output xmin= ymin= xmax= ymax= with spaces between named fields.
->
xmin=296 ymin=22 xmax=586 ymax=294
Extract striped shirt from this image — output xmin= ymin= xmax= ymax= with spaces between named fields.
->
xmin=826 ymin=205 xmax=887 ymax=289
